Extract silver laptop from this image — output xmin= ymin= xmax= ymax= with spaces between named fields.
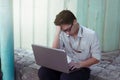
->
xmin=32 ymin=44 xmax=78 ymax=73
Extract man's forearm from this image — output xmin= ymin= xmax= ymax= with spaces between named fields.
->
xmin=52 ymin=26 xmax=61 ymax=48
xmin=52 ymin=32 xmax=60 ymax=48
xmin=79 ymin=57 xmax=99 ymax=67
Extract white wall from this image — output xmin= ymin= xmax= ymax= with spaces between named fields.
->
xmin=13 ymin=0 xmax=77 ymax=49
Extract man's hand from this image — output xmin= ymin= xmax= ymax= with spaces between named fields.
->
xmin=69 ymin=57 xmax=99 ymax=71
xmin=69 ymin=61 xmax=81 ymax=71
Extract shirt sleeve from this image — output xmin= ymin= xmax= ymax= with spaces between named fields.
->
xmin=90 ymin=32 xmax=101 ymax=61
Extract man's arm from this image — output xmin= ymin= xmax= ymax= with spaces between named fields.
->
xmin=79 ymin=57 xmax=99 ymax=67
xmin=69 ymin=57 xmax=99 ymax=70
xmin=52 ymin=26 xmax=61 ymax=48
xmin=69 ymin=32 xmax=101 ymax=70
xmin=80 ymin=31 xmax=101 ymax=67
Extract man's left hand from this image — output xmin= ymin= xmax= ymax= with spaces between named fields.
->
xmin=69 ymin=61 xmax=81 ymax=71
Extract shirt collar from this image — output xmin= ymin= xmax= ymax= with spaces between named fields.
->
xmin=77 ymin=25 xmax=83 ymax=37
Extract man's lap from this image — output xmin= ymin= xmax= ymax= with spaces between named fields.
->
xmin=38 ymin=67 xmax=91 ymax=80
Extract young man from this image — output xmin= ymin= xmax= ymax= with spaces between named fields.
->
xmin=38 ymin=10 xmax=101 ymax=80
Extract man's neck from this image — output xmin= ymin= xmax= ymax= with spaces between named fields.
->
xmin=73 ymin=27 xmax=79 ymax=39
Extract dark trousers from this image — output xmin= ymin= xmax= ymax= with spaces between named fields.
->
xmin=38 ymin=67 xmax=91 ymax=80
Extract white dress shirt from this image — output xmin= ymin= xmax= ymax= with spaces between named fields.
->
xmin=59 ymin=25 xmax=101 ymax=63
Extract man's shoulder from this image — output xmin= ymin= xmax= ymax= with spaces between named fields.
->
xmin=59 ymin=31 xmax=67 ymax=38
xmin=60 ymin=31 xmax=64 ymax=36
xmin=82 ymin=25 xmax=95 ymax=35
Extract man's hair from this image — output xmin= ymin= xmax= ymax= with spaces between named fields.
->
xmin=54 ymin=10 xmax=76 ymax=25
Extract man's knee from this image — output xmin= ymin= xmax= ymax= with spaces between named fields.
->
xmin=38 ymin=67 xmax=49 ymax=79
xmin=38 ymin=67 xmax=61 ymax=80
xmin=60 ymin=73 xmax=70 ymax=80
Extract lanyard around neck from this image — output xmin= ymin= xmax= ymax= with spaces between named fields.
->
xmin=69 ymin=27 xmax=83 ymax=53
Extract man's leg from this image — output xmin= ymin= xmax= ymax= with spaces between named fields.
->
xmin=38 ymin=67 xmax=61 ymax=80
xmin=60 ymin=67 xmax=91 ymax=80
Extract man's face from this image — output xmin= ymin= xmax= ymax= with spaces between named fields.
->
xmin=60 ymin=22 xmax=79 ymax=36
xmin=61 ymin=24 xmax=73 ymax=35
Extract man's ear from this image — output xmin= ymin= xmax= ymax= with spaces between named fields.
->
xmin=73 ymin=19 xmax=77 ymax=24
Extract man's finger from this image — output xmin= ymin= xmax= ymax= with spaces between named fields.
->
xmin=70 ymin=66 xmax=77 ymax=71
